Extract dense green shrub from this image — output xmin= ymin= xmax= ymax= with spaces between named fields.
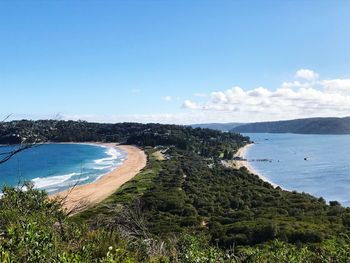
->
xmin=3 ymin=121 xmax=350 ymax=261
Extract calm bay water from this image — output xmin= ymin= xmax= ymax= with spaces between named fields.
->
xmin=244 ymin=133 xmax=350 ymax=206
xmin=0 ymin=144 xmax=126 ymax=194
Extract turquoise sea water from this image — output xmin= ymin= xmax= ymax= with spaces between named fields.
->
xmin=244 ymin=133 xmax=350 ymax=206
xmin=0 ymin=144 xmax=127 ymax=194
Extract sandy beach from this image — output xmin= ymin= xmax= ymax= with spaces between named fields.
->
xmin=234 ymin=143 xmax=278 ymax=187
xmin=51 ymin=144 xmax=147 ymax=214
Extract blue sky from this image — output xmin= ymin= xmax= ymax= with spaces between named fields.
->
xmin=1 ymin=1 xmax=350 ymax=124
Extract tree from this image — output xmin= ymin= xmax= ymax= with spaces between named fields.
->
xmin=0 ymin=114 xmax=61 ymax=165
xmin=0 ymin=115 xmax=39 ymax=165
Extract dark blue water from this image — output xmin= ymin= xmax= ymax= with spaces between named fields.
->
xmin=244 ymin=133 xmax=350 ymax=206
xmin=0 ymin=144 xmax=126 ymax=194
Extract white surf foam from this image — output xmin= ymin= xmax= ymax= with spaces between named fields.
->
xmin=32 ymin=172 xmax=78 ymax=189
xmin=71 ymin=176 xmax=89 ymax=184
xmin=92 ymin=165 xmax=114 ymax=170
xmin=46 ymin=188 xmax=59 ymax=193
xmin=31 ymin=146 xmax=127 ymax=192
xmin=94 ymin=147 xmax=121 ymax=165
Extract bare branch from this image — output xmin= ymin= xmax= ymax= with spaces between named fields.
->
xmin=0 ymin=115 xmax=60 ymax=165
xmin=0 ymin=144 xmax=39 ymax=165
xmin=1 ymin=114 xmax=12 ymax=122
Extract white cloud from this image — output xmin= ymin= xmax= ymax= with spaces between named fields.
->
xmin=182 ymin=69 xmax=350 ymax=122
xmin=321 ymin=79 xmax=350 ymax=95
xmin=295 ymin=69 xmax=319 ymax=81
xmin=162 ymin=96 xmax=172 ymax=102
xmin=56 ymin=69 xmax=350 ymax=124
xmin=182 ymin=100 xmax=201 ymax=110
xmin=63 ymin=112 xmax=241 ymax=125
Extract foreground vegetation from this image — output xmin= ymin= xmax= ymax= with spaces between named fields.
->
xmin=80 ymin=147 xmax=350 ymax=247
xmin=2 ymin=120 xmax=350 ymax=262
xmin=2 ymin=185 xmax=350 ymax=262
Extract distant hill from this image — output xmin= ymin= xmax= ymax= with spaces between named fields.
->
xmin=231 ymin=117 xmax=350 ymax=134
xmin=191 ymin=122 xmax=245 ymax=132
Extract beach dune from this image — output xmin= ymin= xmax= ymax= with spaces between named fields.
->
xmin=51 ymin=144 xmax=147 ymax=214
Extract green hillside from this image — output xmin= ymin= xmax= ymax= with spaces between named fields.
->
xmin=232 ymin=117 xmax=350 ymax=134
xmin=1 ymin=120 xmax=350 ymax=262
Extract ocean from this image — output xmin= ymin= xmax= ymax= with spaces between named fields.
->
xmin=244 ymin=133 xmax=350 ymax=206
xmin=0 ymin=143 xmax=126 ymax=194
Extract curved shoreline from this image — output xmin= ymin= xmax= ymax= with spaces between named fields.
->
xmin=51 ymin=144 xmax=147 ymax=214
xmin=234 ymin=143 xmax=279 ymax=188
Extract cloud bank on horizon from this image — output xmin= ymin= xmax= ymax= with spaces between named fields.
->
xmin=180 ymin=69 xmax=350 ymax=124
xmin=15 ymin=69 xmax=348 ymax=125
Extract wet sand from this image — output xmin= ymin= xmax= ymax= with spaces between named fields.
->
xmin=51 ymin=144 xmax=147 ymax=214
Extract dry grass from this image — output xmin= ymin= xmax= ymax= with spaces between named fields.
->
xmin=152 ymin=150 xmax=165 ymax=161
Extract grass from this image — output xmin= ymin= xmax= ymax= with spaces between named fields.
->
xmin=152 ymin=150 xmax=166 ymax=161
